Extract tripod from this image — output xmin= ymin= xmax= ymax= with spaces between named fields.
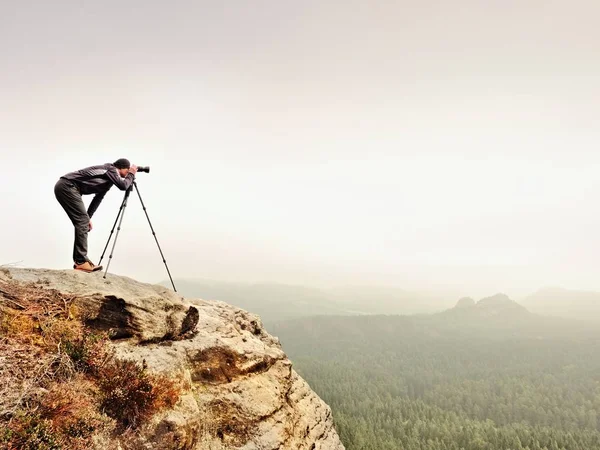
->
xmin=98 ymin=181 xmax=177 ymax=292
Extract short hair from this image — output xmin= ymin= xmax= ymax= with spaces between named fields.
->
xmin=113 ymin=158 xmax=131 ymax=169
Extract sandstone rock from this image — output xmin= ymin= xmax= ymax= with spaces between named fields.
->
xmin=2 ymin=268 xmax=344 ymax=450
xmin=3 ymin=268 xmax=197 ymax=342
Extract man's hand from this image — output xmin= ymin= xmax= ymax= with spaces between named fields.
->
xmin=89 ymin=221 xmax=93 ymax=231
xmin=129 ymin=164 xmax=138 ymax=175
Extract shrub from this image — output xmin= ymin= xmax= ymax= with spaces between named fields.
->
xmin=63 ymin=331 xmax=112 ymax=374
xmin=38 ymin=377 xmax=113 ymax=446
xmin=98 ymin=359 xmax=180 ymax=429
xmin=0 ymin=412 xmax=60 ymax=450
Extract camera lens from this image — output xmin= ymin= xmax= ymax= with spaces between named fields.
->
xmin=137 ymin=166 xmax=150 ymax=173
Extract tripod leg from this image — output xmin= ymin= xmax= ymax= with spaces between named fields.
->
xmin=133 ymin=182 xmax=177 ymax=292
xmin=102 ymin=188 xmax=132 ymax=279
xmin=98 ymin=189 xmax=131 ymax=266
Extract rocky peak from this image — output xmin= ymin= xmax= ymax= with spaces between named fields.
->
xmin=0 ymin=267 xmax=344 ymax=450
xmin=475 ymin=293 xmax=529 ymax=316
xmin=477 ymin=293 xmax=513 ymax=307
xmin=454 ymin=297 xmax=476 ymax=309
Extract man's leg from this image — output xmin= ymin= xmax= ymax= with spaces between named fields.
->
xmin=54 ymin=179 xmax=90 ymax=265
xmin=73 ymin=220 xmax=90 ymax=265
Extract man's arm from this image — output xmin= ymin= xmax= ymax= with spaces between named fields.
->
xmin=106 ymin=166 xmax=135 ymax=190
xmin=87 ymin=191 xmax=107 ymax=218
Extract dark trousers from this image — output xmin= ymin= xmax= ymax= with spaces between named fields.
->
xmin=54 ymin=178 xmax=90 ymax=264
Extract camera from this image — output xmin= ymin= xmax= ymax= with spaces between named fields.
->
xmin=137 ymin=166 xmax=150 ymax=173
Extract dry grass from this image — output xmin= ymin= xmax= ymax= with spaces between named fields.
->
xmin=0 ymin=340 xmax=54 ymax=416
xmin=0 ymin=278 xmax=81 ymax=350
xmin=0 ymin=278 xmax=183 ymax=449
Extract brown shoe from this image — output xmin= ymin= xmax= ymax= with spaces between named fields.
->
xmin=73 ymin=261 xmax=103 ymax=272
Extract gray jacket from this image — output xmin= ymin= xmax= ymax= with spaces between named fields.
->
xmin=60 ymin=163 xmax=135 ymax=217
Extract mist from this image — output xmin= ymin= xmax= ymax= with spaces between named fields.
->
xmin=1 ymin=1 xmax=600 ymax=300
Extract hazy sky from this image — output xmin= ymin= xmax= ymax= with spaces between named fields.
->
xmin=1 ymin=0 xmax=599 ymax=299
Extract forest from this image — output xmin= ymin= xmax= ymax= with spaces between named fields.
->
xmin=270 ymin=297 xmax=600 ymax=450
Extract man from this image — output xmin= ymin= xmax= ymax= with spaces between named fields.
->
xmin=54 ymin=159 xmax=138 ymax=272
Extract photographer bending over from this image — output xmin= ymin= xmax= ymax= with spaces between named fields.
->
xmin=54 ymin=159 xmax=138 ymax=272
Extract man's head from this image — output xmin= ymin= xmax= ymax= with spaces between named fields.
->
xmin=113 ymin=158 xmax=131 ymax=177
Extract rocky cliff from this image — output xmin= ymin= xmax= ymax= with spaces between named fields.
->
xmin=0 ymin=267 xmax=344 ymax=450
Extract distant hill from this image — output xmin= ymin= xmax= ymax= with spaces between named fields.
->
xmin=449 ymin=293 xmax=528 ymax=315
xmin=432 ymin=293 xmax=564 ymax=339
xmin=442 ymin=293 xmax=530 ymax=321
xmin=271 ymin=292 xmax=596 ymax=352
xmin=522 ymin=287 xmax=600 ymax=322
xmin=162 ymin=279 xmax=450 ymax=324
